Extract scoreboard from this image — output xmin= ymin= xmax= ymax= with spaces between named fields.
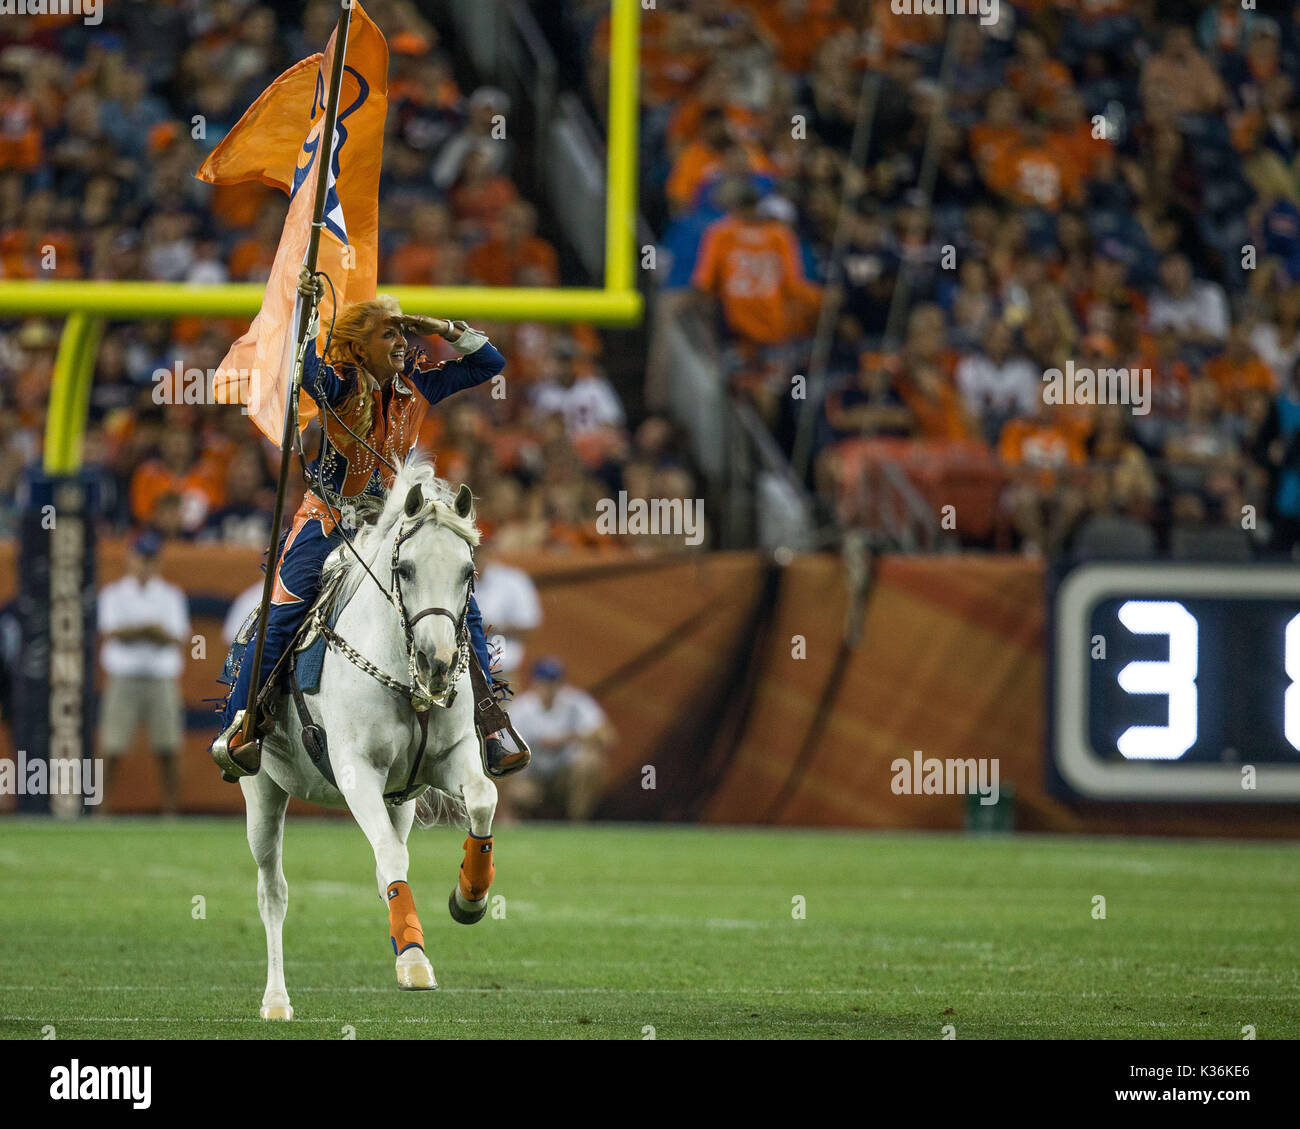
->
xmin=1051 ymin=562 xmax=1300 ymax=801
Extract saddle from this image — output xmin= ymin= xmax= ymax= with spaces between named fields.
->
xmin=217 ymin=565 xmax=347 ymax=720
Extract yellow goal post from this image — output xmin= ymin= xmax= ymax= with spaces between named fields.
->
xmin=5 ymin=0 xmax=641 ymax=476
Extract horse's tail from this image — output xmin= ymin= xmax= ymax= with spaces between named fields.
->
xmin=413 ymin=786 xmax=469 ymax=830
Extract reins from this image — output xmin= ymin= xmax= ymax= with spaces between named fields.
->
xmin=303 ymin=506 xmax=474 ymax=714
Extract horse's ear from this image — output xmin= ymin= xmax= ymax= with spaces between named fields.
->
xmin=454 ymin=483 xmax=473 ymax=519
xmin=404 ymin=483 xmax=423 ymax=518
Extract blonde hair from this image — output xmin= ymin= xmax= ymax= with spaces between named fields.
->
xmin=323 ymin=294 xmax=403 ymax=437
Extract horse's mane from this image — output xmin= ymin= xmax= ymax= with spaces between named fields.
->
xmin=320 ymin=455 xmax=480 ymax=619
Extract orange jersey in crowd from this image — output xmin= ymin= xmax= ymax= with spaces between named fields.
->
xmin=667 ymin=140 xmax=774 ymax=213
xmin=969 ymin=120 xmax=1024 ymax=179
xmin=1005 ymin=59 xmax=1074 ymax=112
xmin=874 ymin=6 xmax=945 ymax=58
xmin=666 ymin=99 xmax=763 ymax=150
xmin=130 ymin=459 xmax=227 ymax=532
xmin=465 ymin=235 xmax=558 ymax=288
xmin=1204 ymin=353 xmax=1276 ymax=411
xmin=384 ymin=243 xmax=446 ymax=285
xmin=998 ymin=416 xmax=1087 ymax=488
xmin=692 ymin=214 xmax=822 ymax=346
xmin=988 ymin=143 xmax=1079 ymax=210
xmin=744 ymin=0 xmax=851 ymax=75
xmin=1047 ymin=122 xmax=1111 ymax=183
xmin=1 ymin=228 xmax=80 ymax=278
xmin=593 ymin=9 xmax=708 ymax=108
xmin=0 ymin=94 xmax=42 ymax=171
xmin=449 ymin=175 xmax=518 ymax=231
xmin=901 ymin=378 xmax=976 ymax=443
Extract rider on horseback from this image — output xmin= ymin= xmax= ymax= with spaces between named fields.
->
xmin=212 ymin=268 xmax=529 ymax=780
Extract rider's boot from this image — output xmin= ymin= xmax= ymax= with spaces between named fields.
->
xmin=467 ymin=651 xmax=530 ymax=778
xmin=211 ymin=709 xmax=262 ymax=781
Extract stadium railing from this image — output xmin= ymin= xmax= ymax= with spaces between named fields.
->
xmin=652 ymin=296 xmax=817 ymax=551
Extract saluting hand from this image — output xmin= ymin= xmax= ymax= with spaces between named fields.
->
xmin=398 ymin=315 xmax=464 ymax=341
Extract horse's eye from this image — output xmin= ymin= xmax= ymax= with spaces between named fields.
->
xmin=397 ymin=564 xmax=413 ymax=581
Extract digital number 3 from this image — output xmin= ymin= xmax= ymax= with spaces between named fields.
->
xmin=1116 ymin=600 xmax=1199 ymax=760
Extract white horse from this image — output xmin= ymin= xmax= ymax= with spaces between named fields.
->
xmin=240 ymin=459 xmax=498 ymax=1020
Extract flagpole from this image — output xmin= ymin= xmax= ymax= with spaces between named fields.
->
xmin=236 ymin=0 xmax=354 ymax=754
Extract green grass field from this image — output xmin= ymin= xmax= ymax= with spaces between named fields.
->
xmin=0 ymin=818 xmax=1297 ymax=1039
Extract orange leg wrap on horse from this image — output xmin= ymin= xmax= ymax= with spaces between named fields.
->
xmin=386 ymin=881 xmax=425 ymax=954
xmin=458 ymin=834 xmax=495 ymax=902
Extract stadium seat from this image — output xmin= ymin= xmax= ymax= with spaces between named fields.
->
xmin=1169 ymin=524 xmax=1254 ymax=562
xmin=1070 ymin=515 xmax=1157 ymax=561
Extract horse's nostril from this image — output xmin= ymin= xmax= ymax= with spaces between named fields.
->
xmin=419 ymin=654 xmax=448 ymax=684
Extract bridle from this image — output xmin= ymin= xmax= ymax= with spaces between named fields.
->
xmin=312 ymin=507 xmax=473 ymax=713
xmin=390 ymin=511 xmax=473 ymax=710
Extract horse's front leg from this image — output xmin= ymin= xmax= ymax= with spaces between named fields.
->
xmin=241 ymin=771 xmax=293 ymax=1019
xmin=340 ymin=763 xmax=437 ymax=990
xmin=449 ymin=736 xmax=498 ymax=925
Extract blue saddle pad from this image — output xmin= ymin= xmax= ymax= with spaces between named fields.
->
xmin=217 ymin=575 xmax=343 ymax=696
xmin=295 ymin=634 xmax=328 ymax=692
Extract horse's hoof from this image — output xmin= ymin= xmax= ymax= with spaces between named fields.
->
xmin=395 ymin=946 xmax=438 ymax=990
xmin=260 ymin=996 xmax=293 ymax=1021
xmin=448 ymin=887 xmax=488 ymax=925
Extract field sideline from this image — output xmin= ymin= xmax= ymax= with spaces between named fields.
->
xmin=0 ymin=819 xmax=1297 ymax=1040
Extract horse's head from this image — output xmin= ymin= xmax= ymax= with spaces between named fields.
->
xmin=390 ymin=476 xmax=478 ymax=699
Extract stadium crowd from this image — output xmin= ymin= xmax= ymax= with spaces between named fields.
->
xmin=562 ymin=0 xmax=1300 ymax=556
xmin=0 ymin=0 xmax=700 ymax=556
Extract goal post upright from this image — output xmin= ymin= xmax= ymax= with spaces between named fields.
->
xmin=604 ymin=0 xmax=640 ymax=295
xmin=43 ymin=312 xmax=103 ymax=476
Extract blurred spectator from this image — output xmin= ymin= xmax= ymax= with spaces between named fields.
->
xmin=1141 ymin=25 xmax=1228 ymax=120
xmin=200 ymin=447 xmax=273 ymax=546
xmin=1252 ymin=357 xmax=1300 ymax=555
xmin=96 ymin=531 xmax=189 ymax=814
xmin=472 ymin=540 xmax=542 ymax=683
xmin=465 ymin=201 xmax=558 ymax=288
xmin=432 ymin=86 xmax=512 ymax=191
xmin=1148 ymin=254 xmax=1230 ymax=347
xmin=954 ymin=321 xmax=1039 ymax=445
xmin=504 ymin=656 xmax=613 ymax=821
xmin=448 ymin=148 xmax=519 ymax=238
xmin=129 ymin=427 xmax=224 ymax=537
xmin=998 ymin=397 xmax=1088 ymax=555
xmin=530 ymin=339 xmax=625 ymax=441
xmin=224 ymin=581 xmax=263 ymax=647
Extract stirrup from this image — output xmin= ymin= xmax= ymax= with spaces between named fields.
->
xmin=211 ymin=709 xmax=262 ymax=780
xmin=481 ymin=719 xmax=531 ymax=779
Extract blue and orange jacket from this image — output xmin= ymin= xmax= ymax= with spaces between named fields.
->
xmin=293 ymin=335 xmax=505 ymax=534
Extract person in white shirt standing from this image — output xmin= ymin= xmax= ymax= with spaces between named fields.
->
xmin=472 ymin=541 xmax=542 ymax=684
xmin=506 ymin=657 xmax=613 ymax=821
xmin=97 ymin=531 xmax=190 ymax=814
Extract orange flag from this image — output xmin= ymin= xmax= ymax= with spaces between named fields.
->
xmin=197 ymin=2 xmax=389 ymax=443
